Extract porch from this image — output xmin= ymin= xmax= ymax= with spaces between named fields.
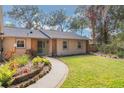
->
xmin=31 ymin=39 xmax=57 ymax=56
xmin=31 ymin=39 xmax=49 ymax=56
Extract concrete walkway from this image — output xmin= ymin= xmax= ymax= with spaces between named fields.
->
xmin=27 ymin=57 xmax=68 ymax=88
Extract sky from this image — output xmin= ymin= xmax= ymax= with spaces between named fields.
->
xmin=3 ymin=5 xmax=91 ymax=37
xmin=3 ymin=5 xmax=77 ymax=24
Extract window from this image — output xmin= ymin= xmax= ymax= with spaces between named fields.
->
xmin=16 ymin=39 xmax=25 ymax=48
xmin=77 ymin=41 xmax=82 ymax=49
xmin=63 ymin=40 xmax=68 ymax=49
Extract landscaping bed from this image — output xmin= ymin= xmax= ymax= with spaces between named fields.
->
xmin=0 ymin=55 xmax=51 ymax=88
xmin=92 ymin=52 xmax=120 ymax=59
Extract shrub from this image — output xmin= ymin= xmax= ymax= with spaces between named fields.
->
xmin=12 ymin=55 xmax=30 ymax=66
xmin=25 ymin=49 xmax=37 ymax=57
xmin=0 ymin=64 xmax=16 ymax=87
xmin=8 ymin=60 xmax=20 ymax=70
xmin=0 ymin=82 xmax=2 ymax=87
xmin=98 ymin=44 xmax=124 ymax=58
xmin=32 ymin=56 xmax=50 ymax=65
xmin=98 ymin=44 xmax=118 ymax=54
xmin=32 ymin=56 xmax=43 ymax=65
xmin=42 ymin=58 xmax=50 ymax=65
xmin=116 ymin=51 xmax=124 ymax=58
xmin=104 ymin=44 xmax=113 ymax=54
xmin=97 ymin=44 xmax=106 ymax=53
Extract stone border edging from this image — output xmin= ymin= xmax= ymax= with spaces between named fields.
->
xmin=92 ymin=52 xmax=121 ymax=59
xmin=10 ymin=64 xmax=51 ymax=88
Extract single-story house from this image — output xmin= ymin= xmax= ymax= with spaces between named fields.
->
xmin=1 ymin=27 xmax=89 ymax=56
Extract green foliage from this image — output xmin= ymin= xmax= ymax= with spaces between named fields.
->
xmin=8 ymin=60 xmax=20 ymax=70
xmin=109 ymin=6 xmax=124 ymax=31
xmin=0 ymin=64 xmax=16 ymax=87
xmin=47 ymin=9 xmax=67 ymax=31
xmin=69 ymin=17 xmax=88 ymax=29
xmin=32 ymin=56 xmax=50 ymax=65
xmin=98 ymin=32 xmax=124 ymax=58
xmin=0 ymin=82 xmax=2 ymax=87
xmin=42 ymin=58 xmax=50 ymax=65
xmin=0 ymin=55 xmax=30 ymax=87
xmin=32 ymin=56 xmax=43 ymax=65
xmin=116 ymin=51 xmax=124 ymax=58
xmin=12 ymin=55 xmax=30 ymax=66
xmin=7 ymin=6 xmax=44 ymax=30
xmin=98 ymin=44 xmax=116 ymax=54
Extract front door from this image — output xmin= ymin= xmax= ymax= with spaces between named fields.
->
xmin=52 ymin=39 xmax=57 ymax=56
xmin=37 ymin=40 xmax=47 ymax=55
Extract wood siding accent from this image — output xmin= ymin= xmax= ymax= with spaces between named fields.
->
xmin=86 ymin=40 xmax=89 ymax=53
xmin=52 ymin=39 xmax=57 ymax=56
xmin=31 ymin=39 xmax=37 ymax=51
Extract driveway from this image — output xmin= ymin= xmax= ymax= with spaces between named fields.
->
xmin=27 ymin=57 xmax=68 ymax=88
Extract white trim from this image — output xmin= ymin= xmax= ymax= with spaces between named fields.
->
xmin=77 ymin=41 xmax=82 ymax=49
xmin=16 ymin=39 xmax=26 ymax=48
xmin=63 ymin=40 xmax=69 ymax=50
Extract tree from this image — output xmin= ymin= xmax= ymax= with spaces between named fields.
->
xmin=75 ymin=6 xmax=98 ymax=43
xmin=108 ymin=6 xmax=124 ymax=33
xmin=32 ymin=10 xmax=48 ymax=30
xmin=95 ymin=6 xmax=110 ymax=44
xmin=68 ymin=6 xmax=88 ymax=35
xmin=86 ymin=6 xmax=97 ymax=44
xmin=69 ymin=16 xmax=88 ymax=35
xmin=7 ymin=5 xmax=45 ymax=30
xmin=46 ymin=9 xmax=67 ymax=32
xmin=76 ymin=5 xmax=111 ymax=44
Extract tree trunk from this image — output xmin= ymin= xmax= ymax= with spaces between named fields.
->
xmin=103 ymin=21 xmax=108 ymax=44
xmin=91 ymin=20 xmax=96 ymax=44
xmin=102 ymin=6 xmax=110 ymax=44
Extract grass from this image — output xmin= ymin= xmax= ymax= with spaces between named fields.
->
xmin=59 ymin=55 xmax=124 ymax=88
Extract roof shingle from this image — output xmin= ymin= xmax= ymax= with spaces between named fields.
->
xmin=42 ymin=30 xmax=89 ymax=40
xmin=3 ymin=27 xmax=48 ymax=39
xmin=3 ymin=27 xmax=89 ymax=40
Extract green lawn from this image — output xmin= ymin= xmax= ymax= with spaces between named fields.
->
xmin=59 ymin=55 xmax=124 ymax=88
